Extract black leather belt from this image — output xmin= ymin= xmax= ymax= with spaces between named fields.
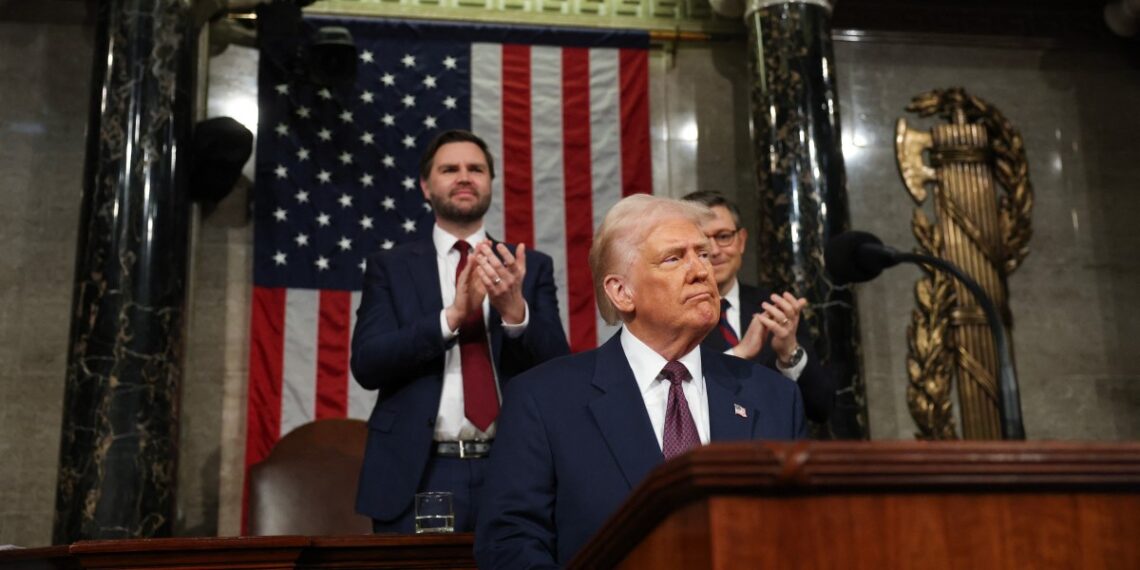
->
xmin=433 ymin=440 xmax=492 ymax=459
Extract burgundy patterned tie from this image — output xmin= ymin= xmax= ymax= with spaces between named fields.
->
xmin=718 ymin=298 xmax=739 ymax=347
xmin=454 ymin=241 xmax=499 ymax=431
xmin=661 ymin=361 xmax=700 ymax=460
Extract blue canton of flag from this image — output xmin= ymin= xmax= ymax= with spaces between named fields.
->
xmin=254 ymin=18 xmax=475 ymax=291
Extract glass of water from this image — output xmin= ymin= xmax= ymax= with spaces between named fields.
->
xmin=414 ymin=491 xmax=454 ymax=534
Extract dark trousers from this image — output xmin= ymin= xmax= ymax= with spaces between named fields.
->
xmin=371 ymin=454 xmax=488 ymax=534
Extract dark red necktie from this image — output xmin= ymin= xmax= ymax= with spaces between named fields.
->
xmin=454 ymin=241 xmax=499 ymax=431
xmin=661 ymin=361 xmax=700 ymax=460
xmin=718 ymin=299 xmax=740 ymax=347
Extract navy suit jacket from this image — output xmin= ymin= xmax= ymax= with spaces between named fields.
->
xmin=350 ymin=237 xmax=569 ymax=522
xmin=475 ymin=331 xmax=806 ymax=568
xmin=702 ymin=282 xmax=836 ymax=424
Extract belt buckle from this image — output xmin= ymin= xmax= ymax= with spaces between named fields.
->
xmin=458 ymin=441 xmax=467 ymax=459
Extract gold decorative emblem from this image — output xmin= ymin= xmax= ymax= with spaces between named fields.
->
xmin=895 ymin=88 xmax=1034 ymax=440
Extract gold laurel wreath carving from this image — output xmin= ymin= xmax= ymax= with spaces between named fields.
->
xmin=906 ymin=88 xmax=1034 ymax=274
xmin=906 ymin=208 xmax=958 ymax=440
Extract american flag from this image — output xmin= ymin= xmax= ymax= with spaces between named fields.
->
xmin=243 ymin=16 xmax=650 ymax=524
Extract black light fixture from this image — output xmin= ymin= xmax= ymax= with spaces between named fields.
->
xmin=256 ymin=0 xmax=357 ymax=88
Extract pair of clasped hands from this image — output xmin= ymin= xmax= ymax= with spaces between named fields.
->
xmin=445 ymin=241 xmax=527 ymax=331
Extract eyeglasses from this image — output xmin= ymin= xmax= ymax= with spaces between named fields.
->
xmin=709 ymin=229 xmax=739 ymax=247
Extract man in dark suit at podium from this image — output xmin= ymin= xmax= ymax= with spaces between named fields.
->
xmin=350 ymin=130 xmax=569 ymax=534
xmin=681 ymin=191 xmax=836 ymax=424
xmin=475 ymin=194 xmax=805 ymax=568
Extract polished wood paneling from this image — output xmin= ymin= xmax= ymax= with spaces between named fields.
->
xmin=572 ymin=441 xmax=1140 ymax=569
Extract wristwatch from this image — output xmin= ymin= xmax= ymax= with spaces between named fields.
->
xmin=779 ymin=345 xmax=805 ymax=369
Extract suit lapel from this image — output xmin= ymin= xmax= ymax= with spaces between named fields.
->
xmin=702 ymin=349 xmax=755 ymax=441
xmin=408 ymin=240 xmax=443 ymax=314
xmin=587 ymin=333 xmax=663 ymax=490
xmin=738 ymin=283 xmax=762 ymax=323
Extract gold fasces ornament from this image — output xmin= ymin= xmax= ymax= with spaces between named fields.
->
xmin=895 ymin=88 xmax=1034 ymax=440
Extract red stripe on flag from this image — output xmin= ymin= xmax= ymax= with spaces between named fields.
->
xmin=562 ymin=48 xmax=597 ymax=353
xmin=501 ymin=44 xmax=534 ymax=245
xmin=316 ymin=290 xmax=351 ymax=419
xmin=243 ymin=286 xmax=286 ymax=533
xmin=619 ymin=48 xmax=651 ymax=197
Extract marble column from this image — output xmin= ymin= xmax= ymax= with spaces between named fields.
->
xmin=745 ymin=0 xmax=866 ymax=438
xmin=53 ymin=0 xmax=195 ymax=543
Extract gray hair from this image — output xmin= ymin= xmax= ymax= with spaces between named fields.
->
xmin=589 ymin=194 xmax=714 ymax=325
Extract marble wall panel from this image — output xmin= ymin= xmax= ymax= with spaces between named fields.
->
xmin=0 ymin=18 xmax=91 ymax=547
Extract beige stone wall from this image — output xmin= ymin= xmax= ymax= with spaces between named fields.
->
xmin=1 ymin=21 xmax=1137 ymax=546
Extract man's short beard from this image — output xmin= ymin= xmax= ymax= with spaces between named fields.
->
xmin=430 ymin=192 xmax=491 ymax=225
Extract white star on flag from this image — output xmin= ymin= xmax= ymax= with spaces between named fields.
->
xmin=339 ymin=110 xmax=354 ymax=123
xmin=402 ymin=135 xmax=416 ymax=148
xmin=273 ymin=208 xmax=288 ymax=221
xmin=294 ymin=190 xmax=309 ymax=203
xmin=294 ymin=233 xmax=309 ymax=246
xmin=381 ymin=196 xmax=396 ymax=210
xmin=359 ymin=215 xmax=374 ymax=229
xmin=423 ymin=115 xmax=437 ymax=128
xmin=381 ymin=73 xmax=395 ymax=86
xmin=443 ymin=96 xmax=457 ymax=109
xmin=401 ymin=54 xmax=416 ymax=67
xmin=382 ymin=155 xmax=395 ymax=168
xmin=401 ymin=177 xmax=415 ymax=190
xmin=316 ymin=213 xmax=331 ymax=227
xmin=423 ymin=75 xmax=437 ymax=89
xmin=296 ymin=147 xmax=310 ymax=161
xmin=360 ymin=132 xmax=375 ymax=145
xmin=339 ymin=152 xmax=353 ymax=165
xmin=338 ymin=193 xmax=354 ymax=207
xmin=360 ymin=91 xmax=374 ymax=103
xmin=359 ymin=259 xmax=367 ymax=272
xmin=315 ymin=256 xmax=330 ymax=270
xmin=275 ymin=123 xmax=288 ymax=136
xmin=273 ymin=251 xmax=287 ymax=265
xmin=381 ymin=114 xmax=395 ymax=126
xmin=317 ymin=129 xmax=332 ymax=141
xmin=402 ymin=94 xmax=416 ymax=108
xmin=443 ymin=55 xmax=457 ymax=69
xmin=360 ymin=173 xmax=374 ymax=187
xmin=338 ymin=236 xmax=353 ymax=251
xmin=402 ymin=219 xmax=416 ymax=233
xmin=381 ymin=239 xmax=395 ymax=250
xmin=275 ymin=83 xmax=289 ymax=94
xmin=360 ymin=50 xmax=374 ymax=63
xmin=295 ymin=106 xmax=311 ymax=118
xmin=317 ymin=170 xmax=332 ymax=183
xmin=318 ymin=88 xmax=332 ymax=100
xmin=274 ymin=165 xmax=287 ymax=179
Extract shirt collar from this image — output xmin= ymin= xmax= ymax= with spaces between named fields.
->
xmin=723 ymin=279 xmax=740 ymax=310
xmin=432 ymin=222 xmax=487 ymax=256
xmin=620 ymin=327 xmax=703 ymax=396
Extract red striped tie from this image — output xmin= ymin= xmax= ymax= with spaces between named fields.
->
xmin=454 ymin=241 xmax=499 ymax=431
xmin=718 ymin=299 xmax=739 ymax=347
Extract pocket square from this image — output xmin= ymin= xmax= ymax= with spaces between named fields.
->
xmin=734 ymin=403 xmax=748 ymax=418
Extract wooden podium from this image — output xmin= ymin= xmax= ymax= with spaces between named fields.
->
xmin=4 ymin=442 xmax=1138 ymax=569
xmin=570 ymin=441 xmax=1140 ymax=569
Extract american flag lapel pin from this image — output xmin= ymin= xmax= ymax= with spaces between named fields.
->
xmin=734 ymin=403 xmax=748 ymax=418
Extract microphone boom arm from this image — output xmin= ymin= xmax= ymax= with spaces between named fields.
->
xmin=895 ymin=250 xmax=1026 ymax=440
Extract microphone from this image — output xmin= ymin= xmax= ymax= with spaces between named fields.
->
xmin=825 ymin=231 xmax=1026 ymax=440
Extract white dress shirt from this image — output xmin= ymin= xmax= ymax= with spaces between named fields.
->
xmin=621 ymin=328 xmax=711 ymax=450
xmin=431 ymin=223 xmax=529 ymax=441
xmin=721 ymin=279 xmax=807 ymax=380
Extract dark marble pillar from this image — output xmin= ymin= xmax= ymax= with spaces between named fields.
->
xmin=745 ymin=0 xmax=866 ymax=438
xmin=54 ymin=0 xmax=195 ymax=543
